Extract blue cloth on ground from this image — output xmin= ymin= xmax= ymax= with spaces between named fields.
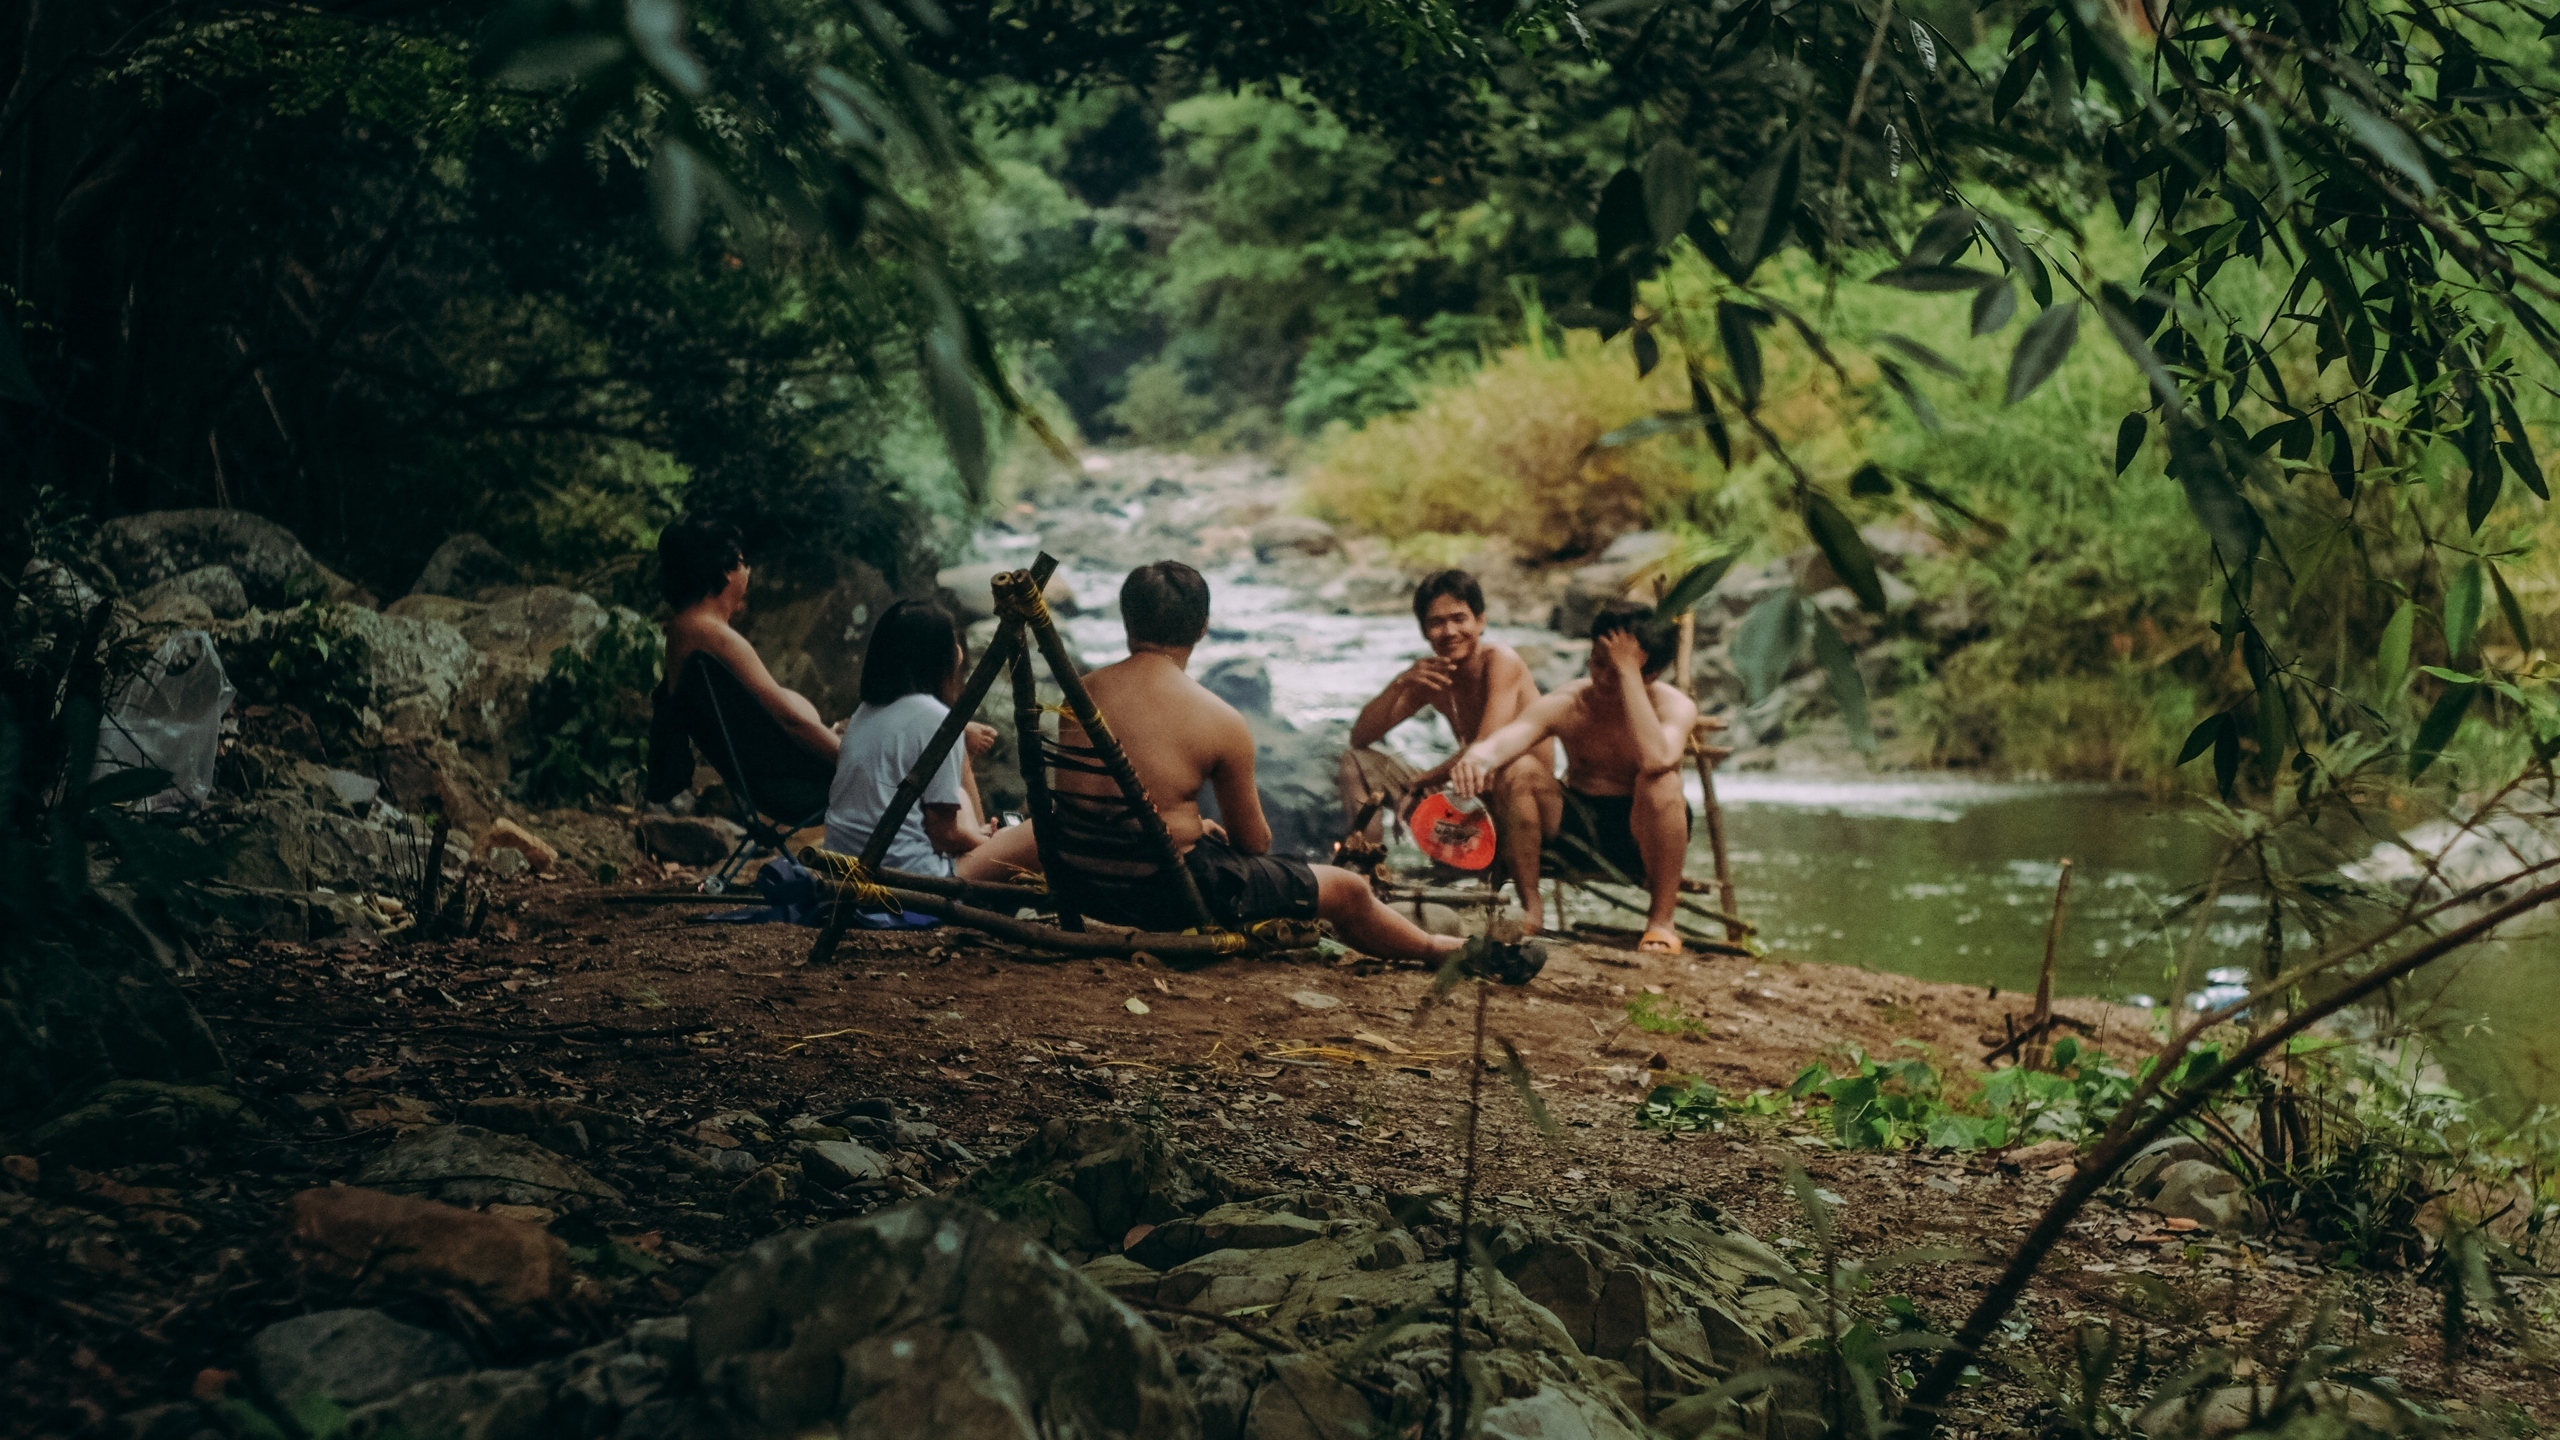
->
xmin=694 ymin=856 xmax=939 ymax=929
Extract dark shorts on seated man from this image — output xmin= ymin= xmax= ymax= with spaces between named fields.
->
xmin=1548 ymin=789 xmax=1691 ymax=880
xmin=1075 ymin=834 xmax=1320 ymax=932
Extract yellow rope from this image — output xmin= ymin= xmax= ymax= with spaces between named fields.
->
xmin=798 ymin=846 xmax=902 ymax=914
xmin=990 ymin=571 xmax=1053 ymax=626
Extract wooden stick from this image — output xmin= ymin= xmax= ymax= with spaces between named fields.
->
xmin=2029 ymin=858 xmax=2073 ymax=1067
xmin=871 ymin=884 xmax=1242 ymax=959
xmin=1004 ymin=558 xmax=1217 ymax=932
xmin=1012 ymin=634 xmax=1082 ymax=930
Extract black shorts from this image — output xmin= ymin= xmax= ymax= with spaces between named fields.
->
xmin=1548 ymin=789 xmax=1690 ymax=882
xmin=1079 ymin=834 xmax=1320 ymax=932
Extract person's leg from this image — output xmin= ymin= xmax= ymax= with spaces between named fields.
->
xmin=1335 ymin=750 xmax=1375 ymax=834
xmin=1493 ymin=755 xmax=1563 ymax=931
xmin=1312 ymin=864 xmax=1462 ymax=960
xmin=1627 ymin=768 xmax=1691 ymax=949
xmin=957 ymin=821 xmax=1043 ymax=882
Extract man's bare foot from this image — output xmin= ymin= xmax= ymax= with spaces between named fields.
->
xmin=1637 ymin=926 xmax=1682 ymax=955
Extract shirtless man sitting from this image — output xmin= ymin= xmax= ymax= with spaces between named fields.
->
xmin=1448 ymin=603 xmax=1699 ymax=953
xmin=1337 ymin=570 xmax=1559 ymax=907
xmin=657 ymin=517 xmax=839 ymax=763
xmin=966 ymin=562 xmax=1459 ymax=961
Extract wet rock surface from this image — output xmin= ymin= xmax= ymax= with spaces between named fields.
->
xmin=249 ymin=1308 xmax=472 ymax=1410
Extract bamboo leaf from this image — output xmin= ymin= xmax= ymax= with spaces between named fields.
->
xmin=1876 ymin=357 xmax=1941 ymax=431
xmin=1810 ymin=607 xmax=1875 ymax=752
xmin=2176 ymin=712 xmax=2227 ymax=764
xmin=1870 ymin=264 xmax=2004 ymax=293
xmin=1656 ymin=552 xmax=1742 ymax=620
xmin=2490 ymin=563 xmax=2532 ymax=650
xmin=2005 ymin=300 xmax=2081 ymax=405
xmin=1971 ymin=279 xmax=2019 ymax=336
xmin=1732 ymin=588 xmax=1805 ymax=702
xmin=921 ymin=320 xmax=989 ymax=501
xmin=2409 ymin=684 xmax=2477 ymax=778
xmin=1633 ymin=328 xmax=1662 ymax=378
xmin=1906 ymin=205 xmax=1977 ymax=267
xmin=1497 ymin=1037 xmax=1562 ymax=1136
xmin=1595 ymin=167 xmax=1649 ymax=265
xmin=1729 ymin=132 xmax=1802 ymax=272
xmin=2212 ymin=713 xmax=2241 ymax=798
xmin=1805 ymin=493 xmax=1887 ymax=613
xmin=1643 ymin=139 xmax=1699 ymax=251
xmin=1718 ymin=302 xmax=1768 ymax=410
xmin=2376 ymin=600 xmax=2415 ymax=700
xmin=1876 ymin=333 xmax=1963 ymax=378
xmin=647 ymin=137 xmax=703 ymax=252
xmin=2444 ymin=560 xmax=2484 ymax=658
xmin=2114 ymin=414 xmax=2147 ymax=475
xmin=2321 ymin=87 xmax=2438 ymax=198
xmin=1687 ymin=362 xmax=1733 ymax=467
xmin=2323 ymin=410 xmax=2357 ymax=500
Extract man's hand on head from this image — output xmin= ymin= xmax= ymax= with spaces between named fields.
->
xmin=1596 ymin=628 xmax=1646 ymax=677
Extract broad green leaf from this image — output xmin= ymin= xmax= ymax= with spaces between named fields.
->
xmin=1805 ymin=493 xmax=1887 ymax=613
xmin=2320 ymin=87 xmax=2437 ymax=197
xmin=2323 ymin=410 xmax=2356 ymax=500
xmin=1849 ymin=463 xmax=1894 ymax=497
xmin=2213 ymin=712 xmax=2241 ymax=798
xmin=626 ymin=0 xmax=709 ymax=96
xmin=2004 ymin=300 xmax=2081 ymax=405
xmin=2497 ymin=394 xmax=2547 ymax=500
xmin=1810 ymin=607 xmax=1875 ymax=753
xmin=2376 ymin=601 xmax=2416 ymax=700
xmin=1876 ymin=357 xmax=1941 ymax=431
xmin=2444 ymin=560 xmax=2483 ymax=658
xmin=2490 ymin=563 xmax=2532 ymax=650
xmin=2176 ymin=712 xmax=2229 ymax=765
xmin=2465 ymin=443 xmax=2505 ymax=532
xmin=2418 ymin=665 xmax=2479 ymax=684
xmin=921 ymin=320 xmax=989 ymax=501
xmin=1642 ymin=140 xmax=1698 ymax=251
xmin=2114 ymin=414 xmax=2147 ymax=475
xmin=2175 ymin=451 xmax=2261 ymax=571
xmin=1718 ymin=302 xmax=1768 ymax=410
xmin=1971 ymin=280 xmax=2019 ymax=336
xmin=1728 ymin=132 xmax=1802 ymax=271
xmin=1655 ymin=552 xmax=1742 ymax=619
xmin=2409 ymin=684 xmax=2477 ymax=779
xmin=1731 ymin=588 xmax=1805 ymax=703
xmin=1907 ymin=206 xmax=1977 ymax=267
xmin=1633 ymin=329 xmax=1661 ymax=378
xmin=1685 ymin=213 xmax=1747 ymax=283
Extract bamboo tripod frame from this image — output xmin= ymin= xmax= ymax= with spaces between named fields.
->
xmin=805 ymin=552 xmax=1217 ymax=965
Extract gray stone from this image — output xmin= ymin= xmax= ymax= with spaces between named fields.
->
xmin=2119 ymin=1136 xmax=2217 ymax=1200
xmin=459 ymin=1097 xmax=637 ymax=1157
xmin=250 ymin=1308 xmax=470 ymax=1410
xmin=1241 ymin=1353 xmax=1372 ymax=1440
xmin=1128 ymin=1204 xmax=1327 ymax=1269
xmin=1200 ymin=657 xmax=1275 ymax=716
xmin=340 ymin=1368 xmax=553 ymax=1440
xmin=28 ymin=1081 xmax=259 ymax=1165
xmin=1356 ymin=1230 xmax=1425 ymax=1272
xmin=1552 ymin=561 xmax=1642 ymax=638
xmin=2137 ymin=1384 xmax=2399 ymax=1438
xmin=412 ymin=534 xmax=527 ymax=601
xmin=325 ymin=769 xmax=383 ymax=813
xmin=99 ymin=509 xmax=351 ymax=609
xmin=958 ymin=1117 xmax=1239 ymax=1260
xmin=483 ymin=845 xmax=531 ymax=879
xmin=357 ymin=1124 xmax=622 ymax=1208
xmin=453 ymin=586 xmax=611 ymax=669
xmin=636 ymin=813 xmax=741 ymax=866
xmin=2145 ymin=1159 xmax=2253 ymax=1232
xmin=133 ymin=565 xmax=250 ymax=621
xmin=938 ymin=563 xmax=1079 ymax=623
xmin=1249 ymin=517 xmax=1338 ymax=562
xmin=1313 ymin=566 xmax=1409 ymax=614
xmin=685 ymin=1198 xmax=1199 ymax=1439
xmin=801 ymin=1140 xmax=893 ymax=1189
xmin=1481 ymin=1386 xmax=1650 ymax=1440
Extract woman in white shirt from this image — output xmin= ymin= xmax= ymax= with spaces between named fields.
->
xmin=823 ymin=600 xmax=1000 ymax=876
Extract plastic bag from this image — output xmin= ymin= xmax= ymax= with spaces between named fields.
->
xmin=94 ymin=629 xmax=235 ymax=809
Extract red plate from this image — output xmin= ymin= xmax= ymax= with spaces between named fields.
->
xmin=1410 ymin=792 xmax=1497 ymax=870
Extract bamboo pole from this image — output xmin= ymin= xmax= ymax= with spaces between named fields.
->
xmin=1666 ymin=584 xmax=1743 ymax=942
xmin=1011 ymin=634 xmax=1082 ymax=930
xmin=999 ymin=559 xmax=1218 ymax=932
xmin=870 ymin=884 xmax=1243 ymax=959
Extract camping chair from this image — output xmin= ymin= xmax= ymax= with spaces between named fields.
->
xmin=651 ymin=652 xmax=833 ymax=893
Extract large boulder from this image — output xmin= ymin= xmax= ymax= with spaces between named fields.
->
xmin=738 ymin=562 xmax=903 ymax=723
xmin=288 ymin=1187 xmax=573 ymax=1327
xmin=686 ymin=1199 xmax=1199 ymax=1440
xmin=1250 ymin=516 xmax=1338 ymax=561
xmin=1196 ymin=657 xmax=1346 ymax=860
xmin=452 ymin=586 xmax=612 ymax=669
xmin=412 ymin=534 xmax=528 ymax=601
xmin=938 ymin=563 xmax=1079 ymax=624
xmin=133 ymin=564 xmax=251 ymax=621
xmin=99 ymin=509 xmax=354 ymax=609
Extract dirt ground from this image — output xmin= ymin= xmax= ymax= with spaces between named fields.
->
xmin=4 ymin=869 xmax=2550 ymax=1438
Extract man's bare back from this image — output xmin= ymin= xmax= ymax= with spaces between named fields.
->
xmin=1060 ymin=652 xmax=1265 ymax=855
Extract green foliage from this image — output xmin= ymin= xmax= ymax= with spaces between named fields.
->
xmin=1626 ymin=991 xmax=1709 ymax=1038
xmin=224 ymin=604 xmax=376 ymax=735
xmin=1635 ymin=1076 xmax=1783 ymax=1133
xmin=522 ymin=616 xmax=664 ymax=807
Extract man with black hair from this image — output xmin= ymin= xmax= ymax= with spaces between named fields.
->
xmin=657 ymin=517 xmax=838 ymax=762
xmin=969 ymin=561 xmax=1461 ymax=960
xmin=1448 ymin=602 xmax=1698 ymax=953
xmin=1338 ymin=569 xmax=1558 ymax=905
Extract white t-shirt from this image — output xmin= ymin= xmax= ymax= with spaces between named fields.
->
xmin=824 ymin=693 xmax=963 ymax=878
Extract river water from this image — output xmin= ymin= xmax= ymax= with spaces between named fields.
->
xmin=976 ymin=459 xmax=2559 ymax=1119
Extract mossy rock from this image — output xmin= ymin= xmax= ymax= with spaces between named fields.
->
xmin=27 ymin=1079 xmax=261 ymax=1164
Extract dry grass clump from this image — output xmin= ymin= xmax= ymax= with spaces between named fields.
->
xmin=1299 ymin=321 xmax=1872 ymax=560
